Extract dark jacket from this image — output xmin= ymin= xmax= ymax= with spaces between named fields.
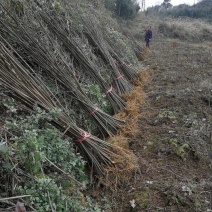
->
xmin=145 ymin=29 xmax=152 ymax=41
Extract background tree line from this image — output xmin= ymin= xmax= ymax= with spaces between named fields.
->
xmin=149 ymin=0 xmax=212 ymax=22
xmin=104 ymin=0 xmax=140 ymax=19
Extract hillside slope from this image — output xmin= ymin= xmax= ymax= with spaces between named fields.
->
xmin=0 ymin=1 xmax=212 ymax=210
xmin=113 ymin=35 xmax=212 ymax=211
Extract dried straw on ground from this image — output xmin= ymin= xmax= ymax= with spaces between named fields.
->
xmin=113 ymin=70 xmax=150 ymax=138
xmin=104 ymin=70 xmax=152 ymax=188
xmin=140 ymin=47 xmax=150 ymax=61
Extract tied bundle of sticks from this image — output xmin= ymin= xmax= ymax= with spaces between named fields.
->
xmin=82 ymin=15 xmax=133 ymax=95
xmin=107 ymin=43 xmax=139 ymax=81
xmin=121 ymin=29 xmax=144 ymax=61
xmin=0 ymin=14 xmax=124 ymax=136
xmin=61 ymin=0 xmax=138 ymax=82
xmin=39 ymin=12 xmax=126 ymax=113
xmin=97 ymin=25 xmax=138 ymax=81
xmin=130 ymin=37 xmax=143 ymax=61
xmin=0 ymin=39 xmax=130 ymax=174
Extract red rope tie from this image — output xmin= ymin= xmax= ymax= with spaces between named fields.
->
xmin=105 ymin=86 xmax=113 ymax=94
xmin=122 ymin=62 xmax=132 ymax=67
xmin=89 ymin=108 xmax=98 ymax=116
xmin=75 ymin=131 xmax=91 ymax=143
xmin=114 ymin=74 xmax=124 ymax=81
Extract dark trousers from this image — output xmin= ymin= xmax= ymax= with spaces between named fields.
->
xmin=146 ymin=40 xmax=150 ymax=48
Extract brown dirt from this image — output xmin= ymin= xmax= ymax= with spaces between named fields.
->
xmin=107 ymin=40 xmax=212 ymax=211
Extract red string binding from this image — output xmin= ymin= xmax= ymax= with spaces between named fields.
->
xmin=105 ymin=86 xmax=113 ymax=94
xmin=114 ymin=74 xmax=124 ymax=81
xmin=89 ymin=108 xmax=98 ymax=116
xmin=75 ymin=131 xmax=91 ymax=143
xmin=122 ymin=62 xmax=132 ymax=67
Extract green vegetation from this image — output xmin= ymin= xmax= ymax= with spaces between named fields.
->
xmin=158 ymin=17 xmax=212 ymax=41
xmin=162 ymin=0 xmax=172 ymax=9
xmin=104 ymin=0 xmax=140 ymax=19
xmin=149 ymin=0 xmax=212 ymax=22
xmin=1 ymin=0 xmax=212 ymax=211
xmin=1 ymin=102 xmax=101 ymax=211
xmin=83 ymin=84 xmax=110 ymax=113
xmin=0 ymin=0 xmax=141 ymax=210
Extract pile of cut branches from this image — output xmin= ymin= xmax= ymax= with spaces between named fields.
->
xmin=0 ymin=11 xmax=124 ymax=136
xmin=82 ymin=15 xmax=133 ymax=94
xmin=40 ymin=11 xmax=126 ymax=113
xmin=0 ymin=39 xmax=136 ymax=175
xmin=0 ymin=0 xmax=141 ymax=178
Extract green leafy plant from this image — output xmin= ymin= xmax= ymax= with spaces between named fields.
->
xmin=105 ymin=0 xmax=140 ymax=19
xmin=169 ymin=139 xmax=189 ymax=161
xmin=17 ymin=177 xmax=101 ymax=212
xmin=83 ymin=84 xmax=111 ymax=113
xmin=2 ymin=107 xmax=100 ymax=211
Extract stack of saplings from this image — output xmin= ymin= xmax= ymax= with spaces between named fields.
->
xmin=82 ymin=15 xmax=133 ymax=94
xmin=0 ymin=0 xmax=139 ymax=174
xmin=39 ymin=11 xmax=126 ymax=112
xmin=0 ymin=12 xmax=124 ymax=136
xmin=0 ymin=39 xmax=121 ymax=174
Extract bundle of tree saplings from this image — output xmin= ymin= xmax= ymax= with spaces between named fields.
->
xmin=0 ymin=13 xmax=125 ymax=136
xmin=40 ymin=11 xmax=126 ymax=113
xmin=129 ymin=37 xmax=144 ymax=61
xmin=82 ymin=15 xmax=133 ymax=95
xmin=106 ymin=43 xmax=139 ymax=81
xmin=0 ymin=40 xmax=131 ymax=174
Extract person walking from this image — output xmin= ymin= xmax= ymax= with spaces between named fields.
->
xmin=145 ymin=26 xmax=152 ymax=48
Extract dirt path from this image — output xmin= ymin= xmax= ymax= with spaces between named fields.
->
xmin=116 ymin=39 xmax=212 ymax=211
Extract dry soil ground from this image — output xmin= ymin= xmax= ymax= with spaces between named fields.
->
xmin=112 ymin=39 xmax=212 ymax=211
